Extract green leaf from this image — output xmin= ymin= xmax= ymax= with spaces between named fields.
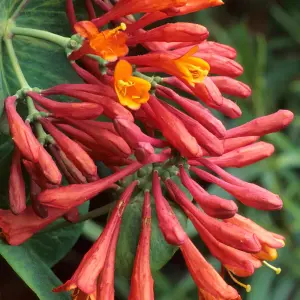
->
xmin=0 ymin=239 xmax=70 ymax=300
xmin=115 ymin=175 xmax=192 ymax=278
xmin=0 ymin=0 xmax=83 ymax=116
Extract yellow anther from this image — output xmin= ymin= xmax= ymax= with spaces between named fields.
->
xmin=119 ymin=22 xmax=127 ymax=31
xmin=228 ymin=271 xmax=251 ymax=293
xmin=263 ymin=261 xmax=282 ymax=275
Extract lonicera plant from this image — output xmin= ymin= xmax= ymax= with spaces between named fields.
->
xmin=0 ymin=0 xmax=294 ymax=299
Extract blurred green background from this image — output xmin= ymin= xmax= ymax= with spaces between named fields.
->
xmin=1 ymin=0 xmax=300 ymax=299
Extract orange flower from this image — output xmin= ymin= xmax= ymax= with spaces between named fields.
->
xmin=126 ymin=46 xmax=210 ymax=87
xmin=114 ymin=60 xmax=151 ymax=110
xmin=74 ymin=21 xmax=128 ymax=62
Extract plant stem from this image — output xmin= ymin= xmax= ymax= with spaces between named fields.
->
xmin=3 ymin=38 xmax=29 ymax=88
xmin=10 ymin=0 xmax=30 ymax=20
xmin=11 ymin=26 xmax=70 ymax=48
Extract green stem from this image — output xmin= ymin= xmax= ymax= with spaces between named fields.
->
xmin=11 ymin=26 xmax=70 ymax=48
xmin=10 ymin=0 xmax=29 ymax=20
xmin=3 ymin=38 xmax=29 ymax=88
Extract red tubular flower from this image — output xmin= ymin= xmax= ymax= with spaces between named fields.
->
xmin=63 ymin=118 xmax=132 ymax=158
xmin=180 ymin=238 xmax=239 ymax=299
xmin=129 ymin=191 xmax=154 ymax=300
xmin=113 ymin=117 xmax=168 ymax=149
xmin=54 ymin=181 xmax=138 ymax=295
xmin=97 ymin=225 xmax=121 ymax=300
xmin=191 ymin=166 xmax=283 ymax=210
xmin=222 ymin=136 xmax=260 ymax=153
xmin=43 ymin=83 xmax=116 ymax=99
xmin=206 ymin=141 xmax=275 ymax=168
xmin=5 ymin=96 xmax=40 ymax=162
xmin=37 ymin=145 xmax=62 ymax=185
xmin=9 ymin=148 xmax=26 ymax=215
xmin=127 ymin=23 xmax=209 ymax=45
xmin=27 ymin=91 xmax=104 ymax=119
xmin=152 ymin=171 xmax=187 ymax=245
xmin=195 ymin=41 xmax=237 ymax=59
xmin=40 ymin=119 xmax=97 ymax=177
xmin=179 ymin=165 xmax=237 ymax=219
xmin=161 ymin=101 xmax=223 ymax=156
xmin=92 ymin=0 xmax=188 ymax=27
xmin=66 ymin=0 xmax=77 ymax=33
xmin=85 ymin=0 xmax=96 ymax=19
xmin=211 ymin=76 xmax=252 ymax=98
xmin=0 ymin=206 xmax=66 ymax=245
xmin=38 ymin=162 xmax=142 ymax=209
xmin=44 ymin=88 xmax=134 ymax=121
xmin=157 ymin=85 xmax=226 ymax=138
xmin=217 ymin=97 xmax=242 ymax=119
xmin=226 ymin=110 xmax=294 ymax=138
xmin=165 ymin=178 xmax=261 ymax=253
xmin=71 ymin=62 xmax=105 ymax=85
xmin=148 ymin=96 xmax=202 ymax=158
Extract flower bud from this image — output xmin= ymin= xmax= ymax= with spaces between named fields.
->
xmin=225 ymin=110 xmax=294 ymax=138
xmin=5 ymin=96 xmax=40 ymax=162
xmin=9 ymin=148 xmax=26 ymax=215
xmin=152 ymin=171 xmax=187 ymax=245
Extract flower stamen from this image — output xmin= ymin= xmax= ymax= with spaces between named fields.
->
xmin=263 ymin=261 xmax=282 ymax=275
xmin=228 ymin=270 xmax=251 ymax=293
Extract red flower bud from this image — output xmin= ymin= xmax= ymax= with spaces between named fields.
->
xmin=191 ymin=167 xmax=283 ymax=210
xmin=225 ymin=110 xmax=294 ymax=138
xmin=28 ymin=91 xmax=104 ymax=119
xmin=197 ymin=41 xmax=237 ymax=59
xmin=211 ymin=76 xmax=252 ymax=98
xmin=134 ymin=142 xmax=155 ymax=163
xmin=40 ymin=119 xmax=97 ymax=177
xmin=152 ymin=171 xmax=187 ymax=245
xmin=37 ymin=145 xmax=62 ymax=185
xmin=30 ymin=180 xmax=48 ymax=218
xmin=38 ymin=162 xmax=142 ymax=209
xmin=9 ymin=148 xmax=26 ymax=215
xmin=179 ymin=165 xmax=237 ymax=219
xmin=207 ymin=141 xmax=275 ymax=168
xmin=129 ymin=191 xmax=154 ymax=300
xmin=5 ymin=96 xmax=40 ymax=162
xmin=222 ymin=136 xmax=260 ymax=153
xmin=149 ymin=97 xmax=202 ymax=158
xmin=180 ymin=238 xmax=239 ymax=299
xmin=127 ymin=22 xmax=208 ymax=45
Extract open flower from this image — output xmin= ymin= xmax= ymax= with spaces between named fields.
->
xmin=74 ymin=21 xmax=128 ymax=62
xmin=114 ymin=60 xmax=151 ymax=110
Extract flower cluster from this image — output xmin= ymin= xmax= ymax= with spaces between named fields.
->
xmin=0 ymin=0 xmax=294 ymax=299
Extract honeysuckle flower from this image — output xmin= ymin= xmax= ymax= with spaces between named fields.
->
xmin=9 ymin=148 xmax=26 ymax=215
xmin=114 ymin=60 xmax=152 ymax=110
xmin=5 ymin=96 xmax=40 ymax=162
xmin=54 ymin=181 xmax=138 ymax=295
xmin=129 ymin=191 xmax=154 ymax=300
xmin=73 ymin=21 xmax=128 ymax=62
xmin=225 ymin=110 xmax=294 ymax=138
xmin=27 ymin=91 xmax=104 ymax=119
xmin=152 ymin=171 xmax=188 ymax=245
